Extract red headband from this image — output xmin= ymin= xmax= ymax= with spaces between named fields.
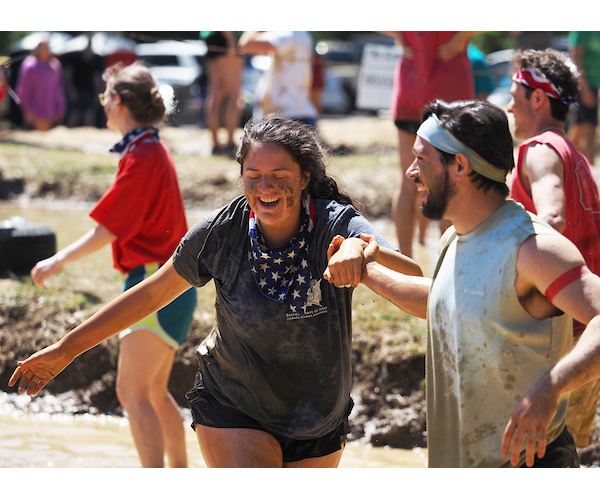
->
xmin=512 ymin=67 xmax=576 ymax=106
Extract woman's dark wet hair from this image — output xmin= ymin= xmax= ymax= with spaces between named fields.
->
xmin=103 ymin=62 xmax=167 ymax=126
xmin=422 ymin=99 xmax=515 ymax=197
xmin=237 ymin=115 xmax=358 ymax=208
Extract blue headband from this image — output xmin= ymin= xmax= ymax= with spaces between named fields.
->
xmin=416 ymin=114 xmax=507 ymax=183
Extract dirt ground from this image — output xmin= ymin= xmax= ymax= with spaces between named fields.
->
xmin=1 ymin=116 xmax=600 ymax=464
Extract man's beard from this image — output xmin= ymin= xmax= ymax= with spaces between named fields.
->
xmin=420 ymin=170 xmax=456 ymax=221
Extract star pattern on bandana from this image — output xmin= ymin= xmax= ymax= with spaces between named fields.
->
xmin=109 ymin=127 xmax=159 ymax=156
xmin=248 ymin=196 xmax=315 ymax=314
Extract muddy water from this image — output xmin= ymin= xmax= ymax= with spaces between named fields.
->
xmin=0 ymin=200 xmax=429 ymax=468
xmin=0 ymin=408 xmax=427 ymax=468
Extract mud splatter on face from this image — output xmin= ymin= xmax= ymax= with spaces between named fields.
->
xmin=284 ymin=184 xmax=296 ymax=208
xmin=243 ymin=176 xmax=299 ymax=206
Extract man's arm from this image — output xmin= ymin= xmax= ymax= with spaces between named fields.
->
xmin=502 ymin=233 xmax=600 ymax=466
xmin=238 ymin=31 xmax=276 ymax=56
xmin=361 ymin=261 xmax=430 ymax=319
xmin=436 ymin=32 xmax=486 ymax=62
xmin=324 ymin=235 xmax=429 ymax=318
xmin=376 ymin=32 xmax=412 ymax=59
xmin=520 ymin=142 xmax=567 ymax=233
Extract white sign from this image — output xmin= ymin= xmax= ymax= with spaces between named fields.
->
xmin=356 ymin=43 xmax=403 ymax=111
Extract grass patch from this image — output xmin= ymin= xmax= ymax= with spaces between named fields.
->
xmin=0 ymin=143 xmax=116 ymax=178
xmin=351 ymin=284 xmax=427 ymax=354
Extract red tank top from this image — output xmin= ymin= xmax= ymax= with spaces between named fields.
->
xmin=511 ymin=131 xmax=600 ymax=336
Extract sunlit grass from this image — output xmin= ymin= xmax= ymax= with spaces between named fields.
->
xmin=0 ymin=143 xmax=116 ymax=177
xmin=352 ymin=284 xmax=426 ymax=355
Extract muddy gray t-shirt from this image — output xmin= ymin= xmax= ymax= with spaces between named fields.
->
xmin=173 ymin=195 xmax=393 ymax=439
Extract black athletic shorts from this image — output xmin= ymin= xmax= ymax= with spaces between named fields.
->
xmin=520 ymin=427 xmax=580 ymax=468
xmin=573 ymin=86 xmax=599 ymax=126
xmin=185 ymin=371 xmax=353 ymax=463
xmin=394 ymin=119 xmax=421 ymax=135
xmin=205 ymin=32 xmax=227 ymax=60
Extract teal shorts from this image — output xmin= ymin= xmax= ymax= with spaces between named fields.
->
xmin=119 ymin=263 xmax=197 ymax=349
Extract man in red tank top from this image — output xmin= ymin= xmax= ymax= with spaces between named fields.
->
xmin=508 ymin=48 xmax=600 ymax=449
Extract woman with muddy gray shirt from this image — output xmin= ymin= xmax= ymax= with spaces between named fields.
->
xmin=11 ymin=115 xmax=421 ymax=467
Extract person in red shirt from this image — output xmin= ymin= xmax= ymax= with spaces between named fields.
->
xmin=378 ymin=31 xmax=482 ymax=258
xmin=508 ymin=48 xmax=600 ymax=450
xmin=29 ymin=62 xmax=197 ymax=468
xmin=0 ymin=64 xmax=7 ymax=123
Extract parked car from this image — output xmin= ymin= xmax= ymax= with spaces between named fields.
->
xmin=135 ymin=40 xmax=207 ymax=126
xmin=485 ymin=49 xmax=515 ymax=108
xmin=316 ymin=40 xmax=362 ymax=115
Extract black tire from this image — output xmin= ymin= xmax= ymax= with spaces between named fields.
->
xmin=0 ymin=225 xmax=56 ymax=275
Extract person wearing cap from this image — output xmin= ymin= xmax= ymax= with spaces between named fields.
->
xmin=325 ymin=98 xmax=600 ymax=467
xmin=508 ymin=48 xmax=600 ymax=451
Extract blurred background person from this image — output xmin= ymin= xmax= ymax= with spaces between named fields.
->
xmin=378 ymin=31 xmax=481 ymax=258
xmin=238 ymin=31 xmax=318 ymax=127
xmin=310 ymin=48 xmax=325 ymax=116
xmin=0 ymin=62 xmax=7 ymax=130
xmin=15 ymin=38 xmax=66 ymax=131
xmin=511 ymin=31 xmax=553 ymax=51
xmin=200 ymin=31 xmax=244 ymax=156
xmin=61 ymin=35 xmax=105 ymax=128
xmin=567 ymin=31 xmax=600 ymax=165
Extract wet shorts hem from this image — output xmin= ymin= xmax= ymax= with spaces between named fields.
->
xmin=185 ymin=372 xmax=353 ymax=463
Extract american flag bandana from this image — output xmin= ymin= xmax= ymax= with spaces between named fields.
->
xmin=109 ymin=127 xmax=159 ymax=156
xmin=248 ymin=194 xmax=316 ymax=314
xmin=512 ymin=67 xmax=576 ymax=106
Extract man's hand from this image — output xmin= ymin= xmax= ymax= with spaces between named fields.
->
xmin=501 ymin=372 xmax=559 ymax=467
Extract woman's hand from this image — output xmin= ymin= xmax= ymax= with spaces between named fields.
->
xmin=324 ymin=234 xmax=379 ymax=288
xmin=30 ymin=256 xmax=64 ymax=288
xmin=436 ymin=32 xmax=479 ymax=62
xmin=8 ymin=343 xmax=75 ymax=396
xmin=30 ymin=225 xmax=117 ymax=289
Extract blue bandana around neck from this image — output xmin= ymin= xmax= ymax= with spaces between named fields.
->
xmin=109 ymin=127 xmax=159 ymax=155
xmin=248 ymin=195 xmax=316 ymax=315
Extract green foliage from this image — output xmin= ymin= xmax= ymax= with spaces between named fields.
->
xmin=470 ymin=32 xmax=514 ymax=54
xmin=0 ymin=31 xmax=32 ymax=56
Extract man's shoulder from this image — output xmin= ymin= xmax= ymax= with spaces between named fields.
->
xmin=520 ymin=135 xmax=565 ymax=173
xmin=517 ymin=228 xmax=585 ymax=286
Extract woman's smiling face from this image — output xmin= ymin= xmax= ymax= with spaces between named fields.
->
xmin=242 ymin=141 xmax=310 ymax=248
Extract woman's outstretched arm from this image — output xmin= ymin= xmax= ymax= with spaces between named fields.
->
xmin=9 ymin=258 xmax=193 ymax=395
